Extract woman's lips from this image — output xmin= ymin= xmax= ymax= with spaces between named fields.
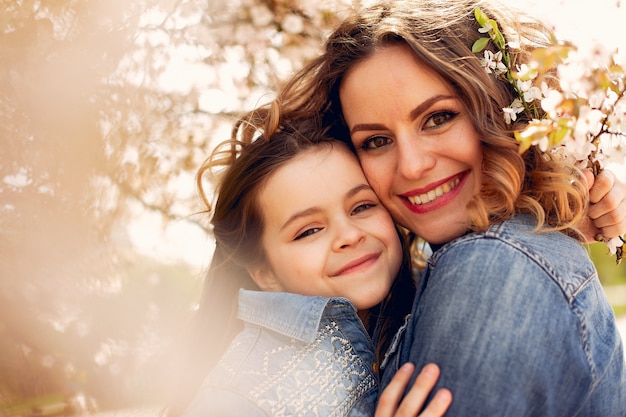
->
xmin=400 ymin=172 xmax=467 ymax=213
xmin=406 ymin=177 xmax=461 ymax=205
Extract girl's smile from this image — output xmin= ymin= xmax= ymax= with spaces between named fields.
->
xmin=329 ymin=252 xmax=380 ymax=277
xmin=250 ymin=144 xmax=403 ymax=312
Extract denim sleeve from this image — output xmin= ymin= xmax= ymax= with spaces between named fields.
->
xmin=182 ymin=388 xmax=267 ymax=417
xmin=404 ymin=238 xmax=615 ymax=416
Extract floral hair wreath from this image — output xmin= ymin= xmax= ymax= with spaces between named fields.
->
xmin=472 ymin=7 xmax=625 ymax=264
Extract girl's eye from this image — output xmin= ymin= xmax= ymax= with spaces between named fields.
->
xmin=295 ymin=227 xmax=322 ymax=240
xmin=424 ymin=111 xmax=459 ymax=129
xmin=360 ymin=135 xmax=391 ymax=150
xmin=352 ymin=202 xmax=376 ymax=215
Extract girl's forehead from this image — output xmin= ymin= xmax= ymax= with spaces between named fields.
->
xmin=263 ymin=144 xmax=364 ymax=193
xmin=289 ymin=144 xmax=358 ymax=173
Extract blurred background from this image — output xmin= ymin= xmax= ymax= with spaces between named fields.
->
xmin=1 ymin=0 xmax=625 ymax=415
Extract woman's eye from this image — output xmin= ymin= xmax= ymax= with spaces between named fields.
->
xmin=295 ymin=227 xmax=322 ymax=240
xmin=360 ymin=135 xmax=390 ymax=150
xmin=424 ymin=111 xmax=458 ymax=129
xmin=352 ymin=202 xmax=376 ymax=215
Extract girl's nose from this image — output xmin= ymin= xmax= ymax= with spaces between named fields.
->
xmin=332 ymin=218 xmax=366 ymax=251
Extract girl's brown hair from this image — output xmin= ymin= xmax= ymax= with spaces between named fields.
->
xmin=168 ymin=112 xmax=415 ymax=415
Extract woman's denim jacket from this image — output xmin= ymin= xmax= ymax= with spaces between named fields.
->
xmin=183 ymin=289 xmax=378 ymax=417
xmin=380 ymin=213 xmax=626 ymax=416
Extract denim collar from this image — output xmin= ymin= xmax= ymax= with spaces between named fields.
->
xmin=237 ymin=289 xmax=355 ymax=343
xmin=430 ymin=213 xmax=538 ymax=254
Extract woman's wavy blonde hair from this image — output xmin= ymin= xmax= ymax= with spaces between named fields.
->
xmin=271 ymin=0 xmax=588 ymax=240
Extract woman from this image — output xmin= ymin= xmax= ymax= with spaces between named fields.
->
xmin=172 ymin=117 xmax=451 ymax=416
xmin=267 ymin=0 xmax=626 ymax=415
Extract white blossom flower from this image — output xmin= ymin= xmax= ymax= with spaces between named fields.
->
xmin=557 ymin=59 xmax=594 ymax=96
xmin=472 ymin=8 xmax=626 ymax=262
xmin=282 ymin=14 xmax=304 ymax=34
xmin=580 ymin=107 xmax=605 ymax=137
xmin=541 ymin=89 xmax=563 ymax=114
xmin=566 ymin=113 xmax=599 ymax=160
xmin=608 ymin=103 xmax=626 ymax=133
xmin=519 ymin=119 xmax=552 ymax=151
xmin=517 ymin=79 xmax=543 ymax=103
xmin=587 ymin=42 xmax=615 ymax=67
xmin=478 ymin=21 xmax=494 ymax=34
xmin=588 ymin=92 xmax=605 ymax=109
xmin=250 ymin=5 xmax=273 ymax=27
xmin=503 ymin=98 xmax=525 ymax=124
xmin=507 ymin=41 xmax=521 ymax=50
xmin=605 ymin=236 xmax=624 ymax=255
xmin=481 ymin=50 xmax=506 ymax=74
xmin=516 ymin=63 xmax=538 ymax=81
xmin=598 ymin=133 xmax=626 ymax=166
xmin=604 ymin=90 xmax=619 ymax=108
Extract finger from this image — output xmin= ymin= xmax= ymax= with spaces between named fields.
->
xmin=588 ymin=170 xmax=614 ymax=205
xmin=375 ymin=363 xmax=415 ymax=417
xmin=577 ymin=214 xmax=601 ymax=244
xmin=588 ymin=196 xmax=626 ymax=240
xmin=582 ymin=168 xmax=595 ymax=193
xmin=589 ymin=199 xmax=626 ymax=228
xmin=586 ymin=170 xmax=626 ymax=238
xmin=395 ymin=363 xmax=441 ymax=416
xmin=587 ymin=191 xmax=621 ymax=221
xmin=418 ymin=388 xmax=452 ymax=417
xmin=594 ymin=209 xmax=626 ymax=239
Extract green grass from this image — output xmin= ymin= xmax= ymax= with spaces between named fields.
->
xmin=614 ymin=304 xmax=626 ymax=317
xmin=3 ymin=394 xmax=65 ymax=416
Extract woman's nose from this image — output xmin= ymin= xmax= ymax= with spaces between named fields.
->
xmin=396 ymin=132 xmax=436 ymax=180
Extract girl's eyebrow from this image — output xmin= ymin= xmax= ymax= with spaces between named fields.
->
xmin=279 ymin=183 xmax=373 ymax=232
xmin=346 ymin=184 xmax=374 ymax=199
xmin=349 ymin=94 xmax=457 ymax=134
xmin=280 ymin=207 xmax=321 ymax=232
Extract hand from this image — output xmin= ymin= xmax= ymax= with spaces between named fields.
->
xmin=579 ymin=169 xmax=626 ymax=243
xmin=375 ymin=363 xmax=452 ymax=417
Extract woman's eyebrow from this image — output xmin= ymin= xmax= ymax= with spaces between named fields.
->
xmin=349 ymin=94 xmax=457 ymax=134
xmin=409 ymin=94 xmax=456 ymax=120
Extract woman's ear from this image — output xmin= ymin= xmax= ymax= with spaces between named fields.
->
xmin=247 ymin=264 xmax=281 ymax=292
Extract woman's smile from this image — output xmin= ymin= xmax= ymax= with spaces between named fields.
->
xmin=401 ymin=171 xmax=466 ymax=212
xmin=339 ymin=44 xmax=483 ymax=244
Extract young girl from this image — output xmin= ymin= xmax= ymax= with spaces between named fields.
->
xmin=175 ymin=117 xmax=452 ymax=416
xmin=246 ymin=0 xmax=626 ymax=415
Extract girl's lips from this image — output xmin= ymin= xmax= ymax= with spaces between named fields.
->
xmin=330 ymin=253 xmax=380 ymax=277
xmin=400 ymin=171 xmax=468 ymax=213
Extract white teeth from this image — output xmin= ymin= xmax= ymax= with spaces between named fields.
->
xmin=407 ymin=178 xmax=460 ymax=205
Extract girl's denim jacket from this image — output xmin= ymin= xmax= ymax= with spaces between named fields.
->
xmin=183 ymin=289 xmax=377 ymax=417
xmin=381 ymin=213 xmax=626 ymax=416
